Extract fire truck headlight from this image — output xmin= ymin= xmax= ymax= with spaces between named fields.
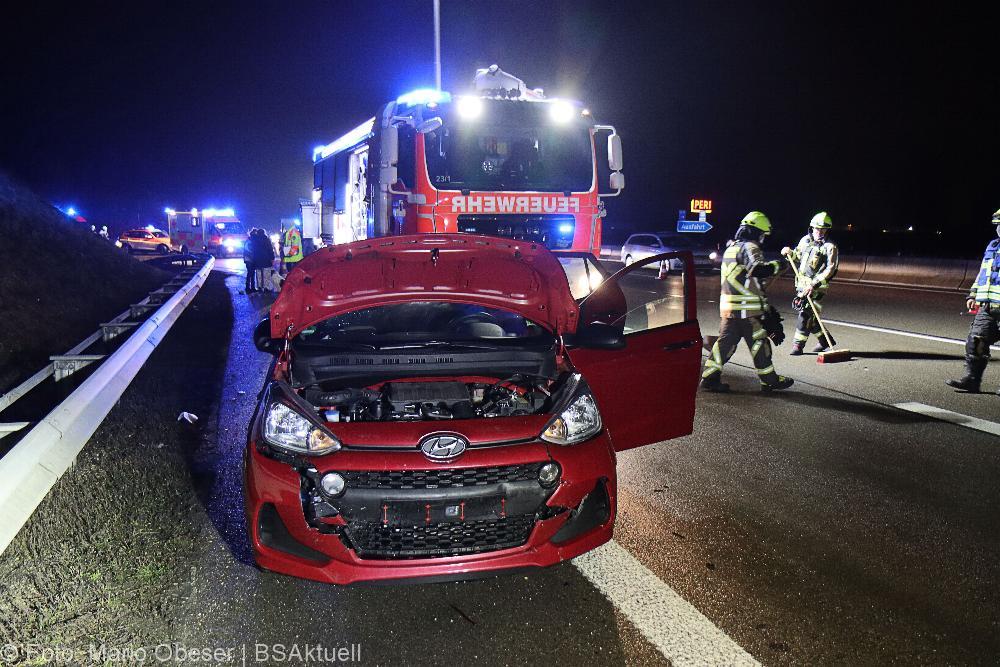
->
xmin=457 ymin=96 xmax=483 ymax=119
xmin=549 ymin=100 xmax=576 ymax=124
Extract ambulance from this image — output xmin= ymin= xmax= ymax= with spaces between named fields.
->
xmin=310 ymin=66 xmax=624 ymax=254
xmin=165 ymin=207 xmax=249 ymax=257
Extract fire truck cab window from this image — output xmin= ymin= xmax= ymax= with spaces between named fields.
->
xmin=425 ymin=99 xmax=593 ymax=193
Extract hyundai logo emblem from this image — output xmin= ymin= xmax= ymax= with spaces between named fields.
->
xmin=420 ymin=434 xmax=468 ymax=462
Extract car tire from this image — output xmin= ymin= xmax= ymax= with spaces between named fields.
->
xmin=156 ymin=244 xmax=168 ymax=254
xmin=123 ymin=243 xmax=133 ymax=253
xmin=624 ymin=254 xmax=634 ymax=266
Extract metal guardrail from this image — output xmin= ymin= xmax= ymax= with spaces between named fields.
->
xmin=0 ymin=256 xmax=214 ymax=555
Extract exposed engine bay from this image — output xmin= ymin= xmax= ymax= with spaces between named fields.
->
xmin=301 ymin=376 xmax=554 ymax=422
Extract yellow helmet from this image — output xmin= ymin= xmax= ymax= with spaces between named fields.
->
xmin=992 ymin=208 xmax=1000 ymax=224
xmin=810 ymin=212 xmax=833 ymax=229
xmin=740 ymin=211 xmax=772 ymax=235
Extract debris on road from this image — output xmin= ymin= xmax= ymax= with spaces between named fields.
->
xmin=177 ymin=411 xmax=198 ymax=424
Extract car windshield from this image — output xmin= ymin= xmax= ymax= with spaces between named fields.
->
xmin=295 ymin=302 xmax=554 ymax=348
xmin=214 ymin=222 xmax=246 ymax=234
xmin=424 ymin=100 xmax=594 ymax=193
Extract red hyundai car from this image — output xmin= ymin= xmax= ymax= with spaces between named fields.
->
xmin=245 ymin=234 xmax=700 ymax=584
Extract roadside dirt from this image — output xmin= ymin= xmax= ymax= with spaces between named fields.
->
xmin=0 ymin=171 xmax=165 ymax=393
xmin=0 ymin=274 xmax=232 ymax=662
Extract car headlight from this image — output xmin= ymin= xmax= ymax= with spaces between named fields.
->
xmin=261 ymin=382 xmax=341 ymax=455
xmin=709 ymin=251 xmax=718 ymax=260
xmin=541 ymin=375 xmax=602 ymax=445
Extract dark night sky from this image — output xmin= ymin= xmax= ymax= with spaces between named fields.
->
xmin=1 ymin=1 xmax=997 ymax=252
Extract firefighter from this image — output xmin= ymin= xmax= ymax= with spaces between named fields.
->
xmin=946 ymin=208 xmax=1000 ymax=394
xmin=282 ymin=221 xmax=304 ymax=274
xmin=702 ymin=211 xmax=794 ymax=392
xmin=781 ymin=212 xmax=839 ymax=354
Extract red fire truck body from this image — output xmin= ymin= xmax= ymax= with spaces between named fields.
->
xmin=311 ymin=66 xmax=624 ymax=254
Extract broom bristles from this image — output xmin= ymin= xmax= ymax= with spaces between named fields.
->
xmin=817 ymin=349 xmax=852 ymax=364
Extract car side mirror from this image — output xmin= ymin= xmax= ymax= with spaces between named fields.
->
xmin=609 ymin=171 xmax=625 ymax=191
xmin=253 ymin=317 xmax=281 ymax=354
xmin=571 ymin=322 xmax=625 ymax=350
xmin=607 ymin=133 xmax=623 ymax=171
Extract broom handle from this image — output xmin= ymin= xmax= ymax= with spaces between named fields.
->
xmin=787 ymin=253 xmax=835 ymax=345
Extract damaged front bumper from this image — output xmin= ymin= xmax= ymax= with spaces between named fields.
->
xmin=243 ymin=435 xmax=616 ymax=585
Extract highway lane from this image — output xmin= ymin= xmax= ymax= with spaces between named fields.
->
xmin=170 ymin=260 xmax=996 ymax=664
xmin=7 ymin=258 xmax=994 ymax=665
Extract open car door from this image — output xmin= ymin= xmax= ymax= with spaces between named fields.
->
xmin=566 ymin=252 xmax=702 ymax=451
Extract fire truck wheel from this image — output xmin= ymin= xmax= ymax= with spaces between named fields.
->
xmin=156 ymin=244 xmax=169 ymax=254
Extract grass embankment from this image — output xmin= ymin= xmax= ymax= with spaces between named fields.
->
xmin=0 ymin=172 xmax=165 ymax=392
xmin=0 ymin=274 xmax=233 ymax=659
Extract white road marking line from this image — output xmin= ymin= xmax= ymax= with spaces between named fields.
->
xmin=823 ymin=318 xmax=1000 ymax=351
xmin=892 ymin=402 xmax=1000 ymax=437
xmin=574 ymin=540 xmax=759 ymax=666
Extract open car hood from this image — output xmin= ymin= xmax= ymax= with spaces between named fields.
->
xmin=269 ymin=234 xmax=579 ymax=339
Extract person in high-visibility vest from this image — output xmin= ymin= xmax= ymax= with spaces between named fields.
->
xmin=781 ymin=212 xmax=839 ymax=355
xmin=282 ymin=222 xmax=304 ymax=274
xmin=701 ymin=211 xmax=794 ymax=392
xmin=947 ymin=208 xmax=1000 ymax=394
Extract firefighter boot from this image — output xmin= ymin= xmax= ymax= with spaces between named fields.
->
xmin=700 ymin=375 xmax=730 ymax=393
xmin=812 ymin=334 xmax=834 ymax=353
xmin=760 ymin=375 xmax=794 ymax=391
xmin=946 ymin=356 xmax=987 ymax=393
xmin=789 ymin=341 xmax=805 ymax=356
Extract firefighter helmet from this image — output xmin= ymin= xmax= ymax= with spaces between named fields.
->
xmin=991 ymin=208 xmax=1000 ymax=224
xmin=810 ymin=212 xmax=833 ymax=229
xmin=740 ymin=211 xmax=772 ymax=235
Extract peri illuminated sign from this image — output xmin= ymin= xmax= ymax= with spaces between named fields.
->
xmin=690 ymin=199 xmax=713 ymax=213
xmin=451 ymin=195 xmax=581 ymax=215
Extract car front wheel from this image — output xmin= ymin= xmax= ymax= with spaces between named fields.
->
xmin=624 ymin=254 xmax=634 ymax=266
xmin=156 ymin=244 xmax=169 ymax=254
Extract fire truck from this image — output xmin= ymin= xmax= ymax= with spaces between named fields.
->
xmin=310 ymin=65 xmax=624 ymax=254
xmin=165 ymin=207 xmax=249 ymax=257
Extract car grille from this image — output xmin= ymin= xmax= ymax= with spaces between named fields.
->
xmin=342 ymin=463 xmax=544 ymax=490
xmin=344 ymin=514 xmax=536 ymax=559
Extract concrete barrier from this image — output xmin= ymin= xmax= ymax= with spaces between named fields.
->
xmin=835 ymin=255 xmax=866 ymax=282
xmin=597 ymin=246 xmax=975 ymax=292
xmin=962 ymin=260 xmax=983 ymax=293
xmin=860 ymin=256 xmax=970 ymax=290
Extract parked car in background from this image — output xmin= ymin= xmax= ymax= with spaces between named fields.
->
xmin=117 ymin=228 xmax=174 ymax=254
xmin=246 ymin=234 xmax=701 ymax=584
xmin=620 ymin=233 xmax=719 ymax=271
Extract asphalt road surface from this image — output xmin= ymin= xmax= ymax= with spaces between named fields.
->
xmin=6 ymin=257 xmax=998 ymax=666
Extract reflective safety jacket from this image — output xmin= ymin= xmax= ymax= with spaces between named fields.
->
xmin=791 ymin=235 xmax=839 ymax=294
xmin=283 ymin=228 xmax=303 ymax=264
xmin=720 ymin=241 xmax=783 ymax=318
xmin=970 ymin=238 xmax=1000 ymax=304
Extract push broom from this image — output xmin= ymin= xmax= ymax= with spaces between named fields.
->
xmin=787 ymin=259 xmax=851 ymax=363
